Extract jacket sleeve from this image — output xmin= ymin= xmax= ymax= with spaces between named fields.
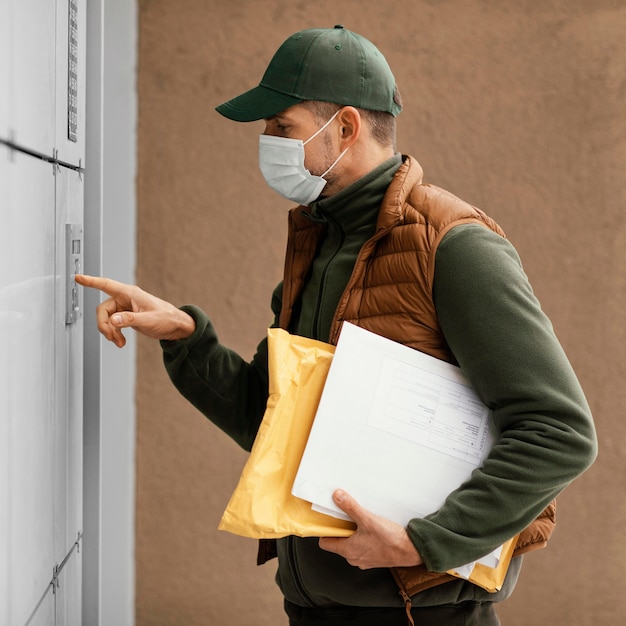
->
xmin=406 ymin=224 xmax=597 ymax=572
xmin=159 ymin=283 xmax=284 ymax=451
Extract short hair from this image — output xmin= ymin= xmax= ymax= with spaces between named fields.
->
xmin=301 ymin=87 xmax=402 ymax=151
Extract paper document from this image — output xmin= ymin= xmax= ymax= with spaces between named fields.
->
xmin=452 ymin=543 xmax=503 ymax=580
xmin=292 ymin=322 xmax=497 ymax=527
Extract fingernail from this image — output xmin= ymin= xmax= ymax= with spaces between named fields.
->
xmin=112 ymin=314 xmax=122 ymax=325
xmin=334 ymin=489 xmax=345 ymax=502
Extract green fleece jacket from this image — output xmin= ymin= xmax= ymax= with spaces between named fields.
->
xmin=161 ymin=155 xmax=597 ymax=608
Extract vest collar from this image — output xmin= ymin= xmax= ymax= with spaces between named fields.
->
xmin=374 ymin=155 xmax=425 ymax=233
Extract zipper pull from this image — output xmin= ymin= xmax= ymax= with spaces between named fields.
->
xmin=399 ymin=589 xmax=416 ymax=626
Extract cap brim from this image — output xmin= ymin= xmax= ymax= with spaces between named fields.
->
xmin=215 ymin=84 xmax=303 ymax=122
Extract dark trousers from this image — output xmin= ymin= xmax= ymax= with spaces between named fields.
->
xmin=284 ymin=599 xmax=501 ymax=626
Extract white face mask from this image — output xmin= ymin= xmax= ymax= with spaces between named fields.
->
xmin=258 ymin=110 xmax=350 ymax=206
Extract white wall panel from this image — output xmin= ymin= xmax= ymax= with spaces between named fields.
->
xmin=56 ymin=0 xmax=87 ymax=166
xmin=0 ymin=1 xmax=10 ymax=139
xmin=0 ymin=151 xmax=57 ymax=624
xmin=54 ymin=165 xmax=84 ymax=624
xmin=0 ymin=143 xmax=11 ymax=626
xmin=8 ymin=0 xmax=56 ymax=155
xmin=0 ymin=159 xmax=84 ymax=626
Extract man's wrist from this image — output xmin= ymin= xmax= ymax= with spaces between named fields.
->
xmin=169 ymin=309 xmax=196 ymax=340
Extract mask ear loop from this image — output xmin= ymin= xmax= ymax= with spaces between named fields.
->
xmin=303 ymin=109 xmax=342 ymax=146
xmin=303 ymin=109 xmax=350 ymax=179
xmin=320 ymin=145 xmax=351 ymax=179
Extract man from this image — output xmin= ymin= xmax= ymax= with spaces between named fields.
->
xmin=77 ymin=26 xmax=597 ymax=626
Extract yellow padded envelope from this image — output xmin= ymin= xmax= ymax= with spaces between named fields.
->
xmin=219 ymin=328 xmax=355 ymax=538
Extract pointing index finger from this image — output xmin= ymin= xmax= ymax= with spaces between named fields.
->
xmin=75 ymin=274 xmax=129 ymax=297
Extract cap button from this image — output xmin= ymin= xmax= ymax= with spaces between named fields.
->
xmin=334 ymin=24 xmax=344 ymax=29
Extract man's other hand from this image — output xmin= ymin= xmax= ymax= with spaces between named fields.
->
xmin=318 ymin=489 xmax=423 ymax=569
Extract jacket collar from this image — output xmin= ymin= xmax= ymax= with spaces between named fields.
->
xmin=289 ymin=154 xmax=424 ymax=234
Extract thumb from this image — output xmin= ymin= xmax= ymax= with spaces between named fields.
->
xmin=332 ymin=489 xmax=365 ymax=523
xmin=111 ymin=311 xmax=136 ymax=328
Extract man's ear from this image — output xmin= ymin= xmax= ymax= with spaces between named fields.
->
xmin=336 ymin=106 xmax=362 ymax=149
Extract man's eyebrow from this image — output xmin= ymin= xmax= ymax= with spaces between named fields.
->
xmin=265 ymin=114 xmax=291 ymax=123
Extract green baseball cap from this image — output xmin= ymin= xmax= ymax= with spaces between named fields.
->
xmin=216 ymin=25 xmax=401 ymax=122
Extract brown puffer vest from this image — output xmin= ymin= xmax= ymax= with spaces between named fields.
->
xmin=262 ymin=155 xmax=556 ymax=600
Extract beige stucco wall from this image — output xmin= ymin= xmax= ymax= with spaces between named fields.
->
xmin=135 ymin=1 xmax=625 ymax=624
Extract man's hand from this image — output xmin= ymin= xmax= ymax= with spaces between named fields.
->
xmin=318 ymin=489 xmax=423 ymax=569
xmin=75 ymin=274 xmax=195 ymax=347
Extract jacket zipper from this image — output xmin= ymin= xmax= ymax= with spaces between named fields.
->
xmin=312 ymin=213 xmax=345 ymax=339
